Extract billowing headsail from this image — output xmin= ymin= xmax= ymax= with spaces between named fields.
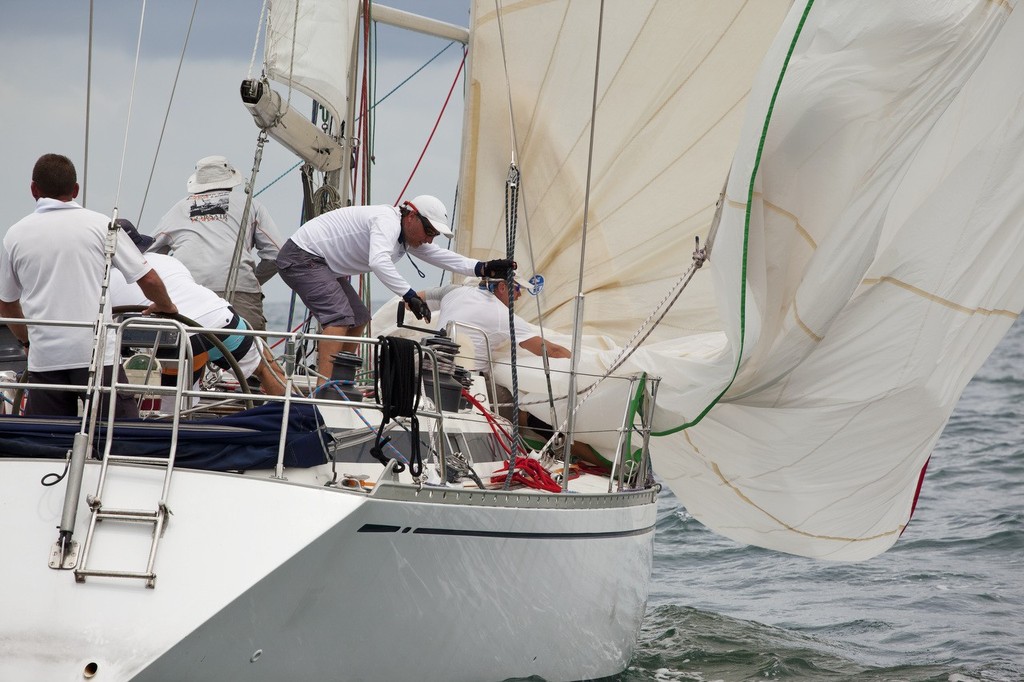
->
xmin=659 ymin=0 xmax=1024 ymax=560
xmin=460 ymin=0 xmax=1024 ymax=560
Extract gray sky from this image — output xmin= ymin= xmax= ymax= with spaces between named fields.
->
xmin=0 ymin=0 xmax=471 ymax=305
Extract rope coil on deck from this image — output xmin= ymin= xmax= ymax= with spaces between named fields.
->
xmin=370 ymin=337 xmax=423 ymax=477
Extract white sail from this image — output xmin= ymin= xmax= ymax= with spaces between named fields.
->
xmin=264 ymin=0 xmax=360 ymax=120
xmin=459 ymin=0 xmax=792 ymax=342
xmin=461 ymin=0 xmax=1024 ymax=560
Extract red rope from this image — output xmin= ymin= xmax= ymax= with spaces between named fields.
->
xmin=462 ymin=389 xmax=526 ymax=457
xmin=394 ymin=48 xmax=468 ymax=205
xmin=490 ymin=457 xmax=561 ymax=493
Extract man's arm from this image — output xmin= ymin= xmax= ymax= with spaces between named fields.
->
xmin=135 ymin=269 xmax=178 ymax=315
xmin=0 ymin=299 xmax=29 ymax=345
xmin=255 ymin=259 xmax=278 ymax=284
xmin=520 ymin=335 xmax=571 ymax=359
xmin=417 ymin=284 xmax=459 ymax=308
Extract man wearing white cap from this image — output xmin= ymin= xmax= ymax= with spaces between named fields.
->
xmin=277 ymin=195 xmax=514 ymax=381
xmin=151 ymin=155 xmax=282 ymax=331
xmin=418 ymin=275 xmax=570 ymax=373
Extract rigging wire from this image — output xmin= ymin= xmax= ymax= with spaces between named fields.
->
xmin=555 ymin=0 xmax=606 ymax=483
xmin=533 ymin=239 xmax=709 ymax=459
xmin=112 ymin=0 xmax=148 ymax=211
xmin=251 ymin=42 xmax=458 ymax=199
xmin=247 ymin=0 xmax=270 ymax=80
xmin=137 ymin=0 xmax=199 ymax=226
xmin=83 ymin=0 xmax=94 ymax=206
xmin=489 ymin=1 xmax=562 ymax=430
xmin=392 ymin=49 xmax=467 ymax=204
xmin=493 ymin=0 xmax=519 ymax=167
xmin=574 ymin=0 xmax=604 ymax=300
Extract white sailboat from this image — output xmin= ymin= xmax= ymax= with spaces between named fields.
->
xmin=2 ymin=1 xmax=1024 ymax=681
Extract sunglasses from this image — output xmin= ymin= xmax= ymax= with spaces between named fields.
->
xmin=419 ymin=215 xmax=440 ymax=238
xmin=488 ymin=281 xmax=521 ymax=294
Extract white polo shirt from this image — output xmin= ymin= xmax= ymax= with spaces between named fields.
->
xmin=0 ymin=199 xmax=151 ymax=371
xmin=290 ymin=204 xmax=478 ymax=296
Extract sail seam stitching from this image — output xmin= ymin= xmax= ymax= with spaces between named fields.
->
xmin=711 ymin=463 xmax=904 ymax=543
xmin=864 ymin=276 xmax=1017 ymax=318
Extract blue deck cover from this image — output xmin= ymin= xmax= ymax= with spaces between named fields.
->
xmin=0 ymin=403 xmax=330 ymax=470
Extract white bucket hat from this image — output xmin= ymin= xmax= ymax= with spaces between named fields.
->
xmin=403 ymin=195 xmax=453 ymax=237
xmin=186 ymin=155 xmax=244 ymax=193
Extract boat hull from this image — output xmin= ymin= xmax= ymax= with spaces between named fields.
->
xmin=1 ymin=459 xmax=656 ymax=682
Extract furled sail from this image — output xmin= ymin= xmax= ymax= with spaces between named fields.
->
xmin=264 ymin=0 xmax=360 ymax=121
xmin=461 ymin=0 xmax=1024 ymax=560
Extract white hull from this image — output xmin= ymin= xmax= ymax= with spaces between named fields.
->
xmin=1 ymin=458 xmax=656 ymax=681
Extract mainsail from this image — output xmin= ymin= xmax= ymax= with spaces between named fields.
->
xmin=459 ymin=0 xmax=1024 ymax=560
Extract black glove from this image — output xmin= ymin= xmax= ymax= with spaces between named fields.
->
xmin=403 ymin=291 xmax=431 ymax=323
xmin=477 ymin=259 xmax=517 ymax=279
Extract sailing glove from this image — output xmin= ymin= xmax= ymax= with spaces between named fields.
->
xmin=476 ymin=259 xmax=517 ymax=279
xmin=403 ymin=290 xmax=431 ymax=323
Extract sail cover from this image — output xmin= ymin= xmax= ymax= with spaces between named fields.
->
xmin=264 ymin=0 xmax=360 ymax=120
xmin=461 ymin=0 xmax=1024 ymax=560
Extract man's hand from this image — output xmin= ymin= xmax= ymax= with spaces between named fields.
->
xmin=142 ymin=301 xmax=178 ymax=316
xmin=403 ymin=291 xmax=431 ymax=323
xmin=477 ymin=259 xmax=516 ymax=279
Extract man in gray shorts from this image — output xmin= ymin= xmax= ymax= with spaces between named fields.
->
xmin=277 ymin=194 xmax=514 ymax=381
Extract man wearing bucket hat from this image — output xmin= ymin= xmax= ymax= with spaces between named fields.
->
xmin=151 ymin=155 xmax=282 ymax=331
xmin=277 ymin=195 xmax=514 ymax=382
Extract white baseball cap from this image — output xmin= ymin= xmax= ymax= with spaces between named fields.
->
xmin=403 ymin=195 xmax=453 ymax=237
xmin=187 ymin=155 xmax=244 ymax=194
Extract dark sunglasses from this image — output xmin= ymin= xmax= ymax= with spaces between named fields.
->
xmin=419 ymin=215 xmax=440 ymax=238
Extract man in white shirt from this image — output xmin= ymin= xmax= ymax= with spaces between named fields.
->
xmin=151 ymin=155 xmax=282 ymax=331
xmin=0 ymin=153 xmax=177 ymax=417
xmin=418 ymin=277 xmax=602 ymax=468
xmin=421 ymin=277 xmax=570 ymax=373
xmin=109 ymin=249 xmax=288 ymax=397
xmin=277 ymin=194 xmax=514 ymax=381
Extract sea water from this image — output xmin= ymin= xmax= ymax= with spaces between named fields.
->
xmin=627 ymin=319 xmax=1024 ymax=682
xmin=265 ymin=301 xmax=1023 ymax=681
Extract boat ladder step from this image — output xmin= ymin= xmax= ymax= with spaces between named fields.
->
xmin=104 ymin=453 xmax=170 ymax=466
xmin=74 ymin=495 xmax=171 ymax=588
xmin=68 ymin=325 xmax=189 ymax=587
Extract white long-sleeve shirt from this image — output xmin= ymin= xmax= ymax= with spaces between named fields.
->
xmin=289 ymin=204 xmax=477 ymax=296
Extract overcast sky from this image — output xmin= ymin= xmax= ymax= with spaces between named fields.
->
xmin=0 ymin=0 xmax=471 ymax=306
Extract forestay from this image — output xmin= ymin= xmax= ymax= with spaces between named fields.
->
xmin=459 ymin=0 xmax=1024 ymax=560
